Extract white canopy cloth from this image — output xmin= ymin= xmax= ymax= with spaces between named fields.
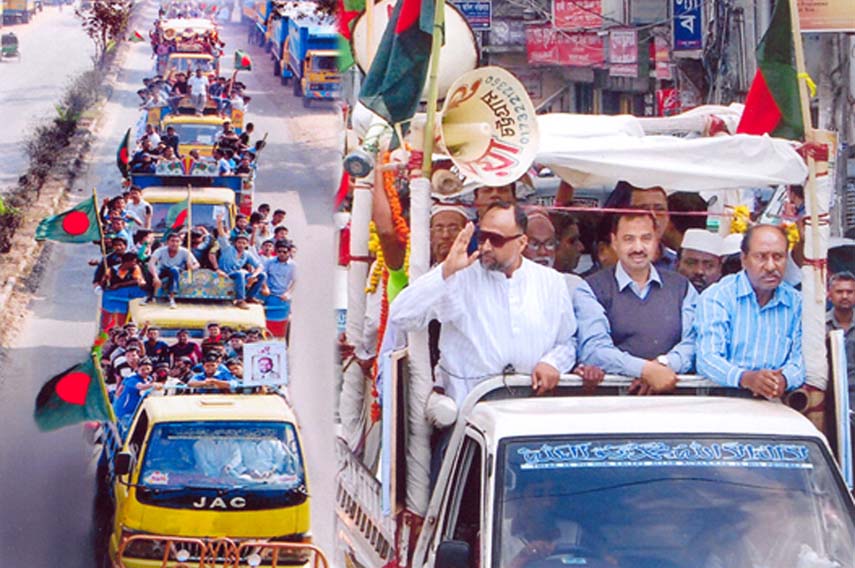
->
xmin=536 ymin=114 xmax=808 ymax=192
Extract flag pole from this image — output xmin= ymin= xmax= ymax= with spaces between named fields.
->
xmin=91 ymin=349 xmax=117 ymax=423
xmin=787 ymin=0 xmax=821 ymax=301
xmin=420 ymin=0 xmax=445 ymax=179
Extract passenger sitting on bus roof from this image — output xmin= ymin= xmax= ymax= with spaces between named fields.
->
xmin=523 ymin=209 xmax=583 ymax=295
xmin=125 ymin=186 xmax=152 ymax=233
xmin=158 ymin=145 xmax=180 ymax=165
xmin=225 ymin=358 xmax=243 ymax=380
xmin=695 ymin=224 xmax=805 ymax=398
xmin=826 ymin=272 xmax=855 ymax=410
xmin=142 ymin=123 xmax=161 ymax=147
xmin=161 ymin=125 xmax=180 ymax=157
xmin=267 ymin=209 xmax=286 ymax=234
xmin=187 ymin=68 xmax=208 ymax=115
xmin=130 ymin=153 xmax=157 ymax=174
xmin=188 ymin=353 xmax=237 ymax=393
xmin=240 ymin=123 xmax=254 ymax=148
xmin=574 ymin=211 xmax=697 ymax=394
xmin=258 ymin=239 xmax=275 ymax=258
xmin=229 ymin=214 xmax=250 ymax=242
xmin=249 ymin=212 xmax=269 ymax=245
xmin=273 ymin=226 xmax=288 ymax=242
xmin=144 ymin=232 xmax=200 ymax=308
xmin=677 ymin=229 xmax=724 ymax=293
xmin=214 ymin=148 xmax=232 ymax=175
xmin=169 ymin=330 xmax=202 ymax=366
xmin=390 ymin=202 xmax=577 ymax=407
xmin=226 ymin=332 xmax=245 ymax=359
xmin=91 ymin=236 xmax=127 ymax=290
xmin=143 ymin=326 xmax=169 ymax=363
xmin=190 ymin=228 xmax=215 ymax=269
xmin=214 ymin=215 xmax=266 ymax=310
xmin=104 ymin=252 xmax=146 ymax=294
xmin=114 ymin=357 xmax=156 ymax=426
xmin=235 ymin=155 xmax=252 ymax=175
xmin=201 ymin=322 xmax=223 ymax=349
xmin=106 ymin=215 xmax=134 ymax=250
xmin=263 ymin=240 xmax=296 ymax=306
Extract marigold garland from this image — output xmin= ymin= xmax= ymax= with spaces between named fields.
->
xmin=730 ymin=205 xmax=751 ymax=234
xmin=366 ymin=222 xmax=384 ymax=294
xmin=370 ymin=268 xmax=390 ymax=423
xmin=783 ymin=221 xmax=800 ymax=250
xmin=382 ymin=151 xmax=410 ymax=246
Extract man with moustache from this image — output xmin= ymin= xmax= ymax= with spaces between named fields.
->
xmin=677 ymin=229 xmax=724 ymax=292
xmin=574 ymin=211 xmax=697 ymax=393
xmin=429 ymin=205 xmax=468 ymax=265
xmin=389 ymin=202 xmax=576 ymax=405
xmin=695 ymin=224 xmax=805 ymax=397
xmin=827 ymin=272 xmax=855 ymax=410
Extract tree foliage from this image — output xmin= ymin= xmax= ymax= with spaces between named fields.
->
xmin=76 ymin=0 xmax=131 ymax=64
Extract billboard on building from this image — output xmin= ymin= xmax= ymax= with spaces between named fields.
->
xmin=553 ymin=0 xmax=603 ymax=30
xmin=526 ymin=26 xmax=605 ymax=67
xmin=673 ymin=0 xmax=703 ymax=51
xmin=609 ymin=28 xmax=638 ymax=77
xmin=452 ymin=1 xmax=492 ymax=31
xmin=797 ymin=0 xmax=855 ymax=32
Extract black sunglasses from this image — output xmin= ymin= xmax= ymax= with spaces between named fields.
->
xmin=476 ymin=229 xmax=523 ymax=248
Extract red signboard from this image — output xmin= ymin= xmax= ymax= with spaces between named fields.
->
xmin=526 ymin=26 xmax=605 ymax=67
xmin=553 ymin=0 xmax=603 ymax=30
xmin=657 ymin=88 xmax=680 ymax=116
xmin=654 ymin=35 xmax=672 ymax=80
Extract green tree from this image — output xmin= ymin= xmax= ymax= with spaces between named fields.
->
xmin=76 ymin=0 xmax=131 ymax=64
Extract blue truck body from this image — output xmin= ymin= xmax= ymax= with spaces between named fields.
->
xmin=286 ymin=19 xmax=339 ymax=104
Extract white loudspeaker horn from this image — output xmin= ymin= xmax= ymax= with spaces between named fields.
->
xmin=436 ymin=67 xmax=539 ymax=187
xmin=431 ymin=169 xmax=463 ymax=196
xmin=343 ymin=103 xmax=393 ymax=178
xmin=351 ymin=0 xmax=478 ymax=101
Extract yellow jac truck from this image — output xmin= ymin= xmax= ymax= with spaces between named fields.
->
xmin=98 ymin=393 xmax=327 ymax=567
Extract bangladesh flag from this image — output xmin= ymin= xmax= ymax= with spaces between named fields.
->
xmin=337 ymin=0 xmax=364 ymax=71
xmin=34 ymin=353 xmax=114 ymax=432
xmin=736 ymin=0 xmax=803 ymax=139
xmin=35 ymin=195 xmax=101 ymax=243
xmin=165 ymin=197 xmax=189 ymax=232
xmin=116 ymin=128 xmax=131 ymax=178
xmin=128 ymin=30 xmax=145 ymax=43
xmin=359 ymin=0 xmax=435 ymax=125
xmin=234 ymin=50 xmax=252 ymax=71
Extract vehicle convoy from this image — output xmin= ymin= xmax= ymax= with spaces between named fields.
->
xmin=131 ymin=163 xmax=255 ymax=217
xmin=286 ymin=19 xmax=339 ymax=106
xmin=336 ymin=375 xmax=855 ymax=568
xmin=97 ymin=393 xmax=327 ymax=568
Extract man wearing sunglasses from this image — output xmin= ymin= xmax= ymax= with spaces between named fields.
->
xmin=389 ymin=201 xmax=576 ymax=408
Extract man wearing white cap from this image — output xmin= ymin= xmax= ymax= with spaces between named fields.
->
xmin=677 ymin=229 xmax=724 ymax=292
xmin=430 ymin=204 xmax=469 ymax=265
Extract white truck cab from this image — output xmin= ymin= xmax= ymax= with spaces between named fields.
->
xmin=337 ymin=375 xmax=855 ymax=568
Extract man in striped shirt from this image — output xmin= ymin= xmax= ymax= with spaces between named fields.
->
xmin=695 ymin=225 xmax=805 ymax=398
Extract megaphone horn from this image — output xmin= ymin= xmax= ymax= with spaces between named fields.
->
xmin=343 ymin=104 xmax=393 ymax=178
xmin=163 ymin=27 xmax=176 ymax=40
xmin=436 ymin=66 xmax=539 ymax=187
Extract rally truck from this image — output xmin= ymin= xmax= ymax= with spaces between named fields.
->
xmin=97 ymin=392 xmax=328 ymax=568
xmin=336 ymin=370 xmax=855 ymax=567
xmin=285 ymin=19 xmax=338 ymax=107
xmin=2 ymin=0 xmax=34 ymax=23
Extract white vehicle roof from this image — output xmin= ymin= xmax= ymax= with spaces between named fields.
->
xmin=469 ymin=396 xmax=823 ymax=442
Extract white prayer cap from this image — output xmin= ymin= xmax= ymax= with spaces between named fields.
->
xmin=431 ymin=203 xmax=471 ymax=221
xmin=721 ymin=233 xmax=744 ymax=256
xmin=681 ymin=229 xmax=724 ymax=256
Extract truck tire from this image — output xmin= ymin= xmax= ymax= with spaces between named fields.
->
xmin=293 ymin=79 xmax=302 ymax=97
xmin=273 ymin=60 xmax=280 ymax=77
xmin=281 ymin=74 xmax=290 ymax=86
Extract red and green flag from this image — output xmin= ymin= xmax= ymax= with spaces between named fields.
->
xmin=116 ymin=128 xmax=132 ymax=177
xmin=35 ymin=195 xmax=101 ymax=243
xmin=128 ymin=30 xmax=145 ymax=42
xmin=34 ymin=353 xmax=114 ymax=432
xmin=337 ymin=0 xmax=364 ymax=71
xmin=736 ymin=0 xmax=803 ymax=139
xmin=234 ymin=50 xmax=252 ymax=71
xmin=165 ymin=197 xmax=189 ymax=232
xmin=358 ymin=0 xmax=435 ymax=125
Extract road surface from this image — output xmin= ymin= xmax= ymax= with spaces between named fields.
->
xmin=0 ymin=5 xmax=95 ymax=190
xmin=0 ymin=2 xmax=339 ymax=565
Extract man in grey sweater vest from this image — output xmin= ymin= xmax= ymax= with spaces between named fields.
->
xmin=574 ymin=211 xmax=698 ymax=393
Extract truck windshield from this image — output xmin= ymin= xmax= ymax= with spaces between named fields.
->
xmin=495 ymin=437 xmax=855 ymax=568
xmin=167 ymin=57 xmax=214 ymax=74
xmin=139 ymin=420 xmax=303 ymax=490
xmin=151 ymin=202 xmax=230 ymax=234
xmin=170 ymin=123 xmax=222 ymax=146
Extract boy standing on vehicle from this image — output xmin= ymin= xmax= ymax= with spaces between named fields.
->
xmin=214 ymin=214 xmax=266 ymax=309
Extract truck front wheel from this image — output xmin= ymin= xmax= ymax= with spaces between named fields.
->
xmin=293 ymin=79 xmax=302 ymax=97
xmin=273 ymin=60 xmax=281 ymax=77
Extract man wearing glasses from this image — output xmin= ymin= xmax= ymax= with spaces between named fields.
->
xmin=523 ymin=209 xmax=583 ymax=294
xmin=389 ymin=201 xmax=576 ymax=408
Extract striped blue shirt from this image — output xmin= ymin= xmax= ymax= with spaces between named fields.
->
xmin=695 ymin=270 xmax=804 ymax=389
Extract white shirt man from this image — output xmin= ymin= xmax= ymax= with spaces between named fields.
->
xmin=389 ymin=203 xmax=576 ymax=407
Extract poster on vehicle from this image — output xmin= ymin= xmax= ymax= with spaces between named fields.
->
xmin=552 ymin=0 xmax=602 ymax=30
xmin=797 ymin=0 xmax=855 ymax=31
xmin=608 ymin=28 xmax=638 ymax=77
xmin=452 ymin=1 xmax=491 ymax=31
xmin=526 ymin=26 xmax=605 ymax=68
xmin=673 ymin=0 xmax=703 ymax=51
xmin=243 ymin=341 xmax=288 ymax=386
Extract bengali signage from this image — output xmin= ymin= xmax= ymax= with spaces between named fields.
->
xmin=797 ymin=0 xmax=855 ymax=31
xmin=552 ymin=0 xmax=602 ymax=30
xmin=526 ymin=26 xmax=605 ymax=68
xmin=609 ymin=28 xmax=638 ymax=77
xmin=452 ymin=1 xmax=492 ymax=31
xmin=673 ymin=0 xmax=703 ymax=51
xmin=654 ymin=35 xmax=672 ymax=80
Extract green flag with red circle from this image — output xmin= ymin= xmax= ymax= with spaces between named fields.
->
xmin=35 ymin=195 xmax=102 ymax=243
xmin=234 ymin=50 xmax=252 ymax=71
xmin=165 ymin=197 xmax=189 ymax=231
xmin=117 ymin=128 xmax=131 ymax=178
xmin=34 ymin=352 xmax=114 ymax=432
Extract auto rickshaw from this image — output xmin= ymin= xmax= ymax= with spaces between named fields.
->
xmin=1 ymin=33 xmax=21 ymax=62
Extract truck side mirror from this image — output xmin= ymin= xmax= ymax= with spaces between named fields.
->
xmin=435 ymin=540 xmax=471 ymax=568
xmin=115 ymin=451 xmax=133 ymax=476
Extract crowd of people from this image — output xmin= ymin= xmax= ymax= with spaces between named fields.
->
xmin=341 ymin=173 xmax=847 ymax=449
xmin=104 ymin=320 xmax=268 ymax=427
xmin=93 ymin=198 xmax=296 ymax=311
xmin=137 ymin=68 xmax=251 ymax=118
